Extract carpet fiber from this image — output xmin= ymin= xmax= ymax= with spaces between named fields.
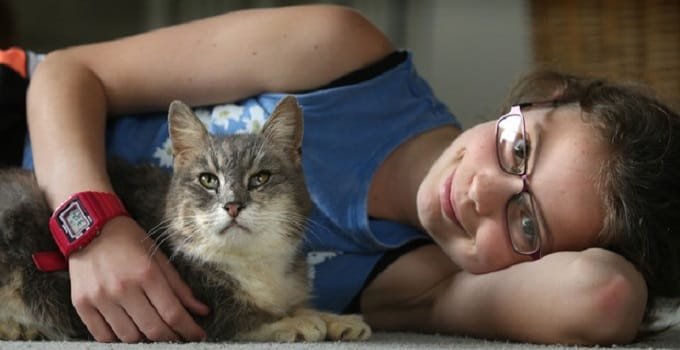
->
xmin=1 ymin=329 xmax=679 ymax=350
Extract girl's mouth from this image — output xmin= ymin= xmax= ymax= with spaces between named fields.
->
xmin=440 ymin=171 xmax=462 ymax=229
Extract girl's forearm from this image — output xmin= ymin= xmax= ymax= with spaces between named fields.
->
xmin=26 ymin=52 xmax=112 ymax=208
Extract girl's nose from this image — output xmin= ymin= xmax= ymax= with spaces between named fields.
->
xmin=468 ymin=171 xmax=522 ymax=216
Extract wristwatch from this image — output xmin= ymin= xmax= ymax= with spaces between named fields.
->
xmin=48 ymin=191 xmax=129 ymax=257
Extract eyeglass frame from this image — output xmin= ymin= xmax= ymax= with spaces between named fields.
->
xmin=494 ymin=100 xmax=562 ymax=261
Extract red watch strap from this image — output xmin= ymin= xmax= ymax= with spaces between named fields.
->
xmin=32 ymin=251 xmax=68 ymax=272
xmin=78 ymin=192 xmax=128 ymax=222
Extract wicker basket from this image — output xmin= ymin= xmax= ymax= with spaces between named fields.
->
xmin=531 ymin=0 xmax=680 ymax=110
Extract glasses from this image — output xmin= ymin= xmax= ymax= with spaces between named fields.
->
xmin=495 ymin=101 xmax=557 ymax=260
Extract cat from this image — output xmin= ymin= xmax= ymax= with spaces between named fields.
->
xmin=0 ymin=96 xmax=371 ymax=342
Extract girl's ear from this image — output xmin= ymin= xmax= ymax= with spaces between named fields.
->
xmin=167 ymin=100 xmax=210 ymax=166
xmin=261 ymin=96 xmax=303 ymax=161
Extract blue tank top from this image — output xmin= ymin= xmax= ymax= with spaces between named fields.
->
xmin=23 ymin=52 xmax=461 ymax=313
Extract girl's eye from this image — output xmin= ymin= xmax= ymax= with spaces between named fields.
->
xmin=520 ymin=214 xmax=538 ymax=241
xmin=199 ymin=173 xmax=219 ymax=190
xmin=248 ymin=171 xmax=271 ymax=189
xmin=510 ymin=138 xmax=531 ymax=173
xmin=508 ymin=194 xmax=541 ymax=254
xmin=513 ymin=138 xmax=530 ymax=162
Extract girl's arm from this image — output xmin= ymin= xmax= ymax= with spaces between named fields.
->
xmin=27 ymin=4 xmax=394 ymax=342
xmin=361 ymin=246 xmax=647 ymax=345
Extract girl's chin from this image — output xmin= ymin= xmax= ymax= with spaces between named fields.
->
xmin=416 ymin=190 xmax=440 ymax=231
xmin=432 ymin=233 xmax=469 ymax=260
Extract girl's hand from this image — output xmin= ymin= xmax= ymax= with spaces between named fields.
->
xmin=68 ymin=216 xmax=210 ymax=342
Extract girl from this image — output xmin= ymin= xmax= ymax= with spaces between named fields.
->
xmin=9 ymin=4 xmax=679 ymax=345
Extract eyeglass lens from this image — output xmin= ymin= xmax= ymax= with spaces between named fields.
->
xmin=496 ymin=111 xmax=541 ymax=255
xmin=496 ymin=113 xmax=527 ymax=175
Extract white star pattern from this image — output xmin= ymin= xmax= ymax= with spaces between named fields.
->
xmin=152 ymin=138 xmax=173 ymax=168
xmin=306 ymin=251 xmax=340 ymax=281
xmin=211 ymin=104 xmax=244 ymax=130
xmin=241 ymin=105 xmax=267 ymax=133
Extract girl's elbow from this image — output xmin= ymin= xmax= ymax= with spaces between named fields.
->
xmin=305 ymin=5 xmax=395 ymax=67
xmin=568 ymin=250 xmax=647 ymax=345
xmin=590 ymin=272 xmax=646 ymax=344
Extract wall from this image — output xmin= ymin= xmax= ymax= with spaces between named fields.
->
xmin=4 ymin=0 xmax=532 ymax=127
xmin=409 ymin=0 xmax=532 ymax=126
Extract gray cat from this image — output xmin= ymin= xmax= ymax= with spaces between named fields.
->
xmin=0 ymin=96 xmax=371 ymax=342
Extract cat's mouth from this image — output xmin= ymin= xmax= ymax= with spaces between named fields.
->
xmin=221 ymin=220 xmax=251 ymax=234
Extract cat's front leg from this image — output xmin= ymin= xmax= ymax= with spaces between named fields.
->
xmin=0 ymin=320 xmax=42 ymax=340
xmin=293 ymin=308 xmax=372 ymax=341
xmin=233 ymin=311 xmax=327 ymax=342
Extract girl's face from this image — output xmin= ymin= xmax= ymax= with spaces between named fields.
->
xmin=417 ymin=105 xmax=607 ymax=274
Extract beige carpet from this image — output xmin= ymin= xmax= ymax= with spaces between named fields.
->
xmin=1 ymin=329 xmax=679 ymax=350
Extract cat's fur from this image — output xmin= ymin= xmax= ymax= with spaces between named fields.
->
xmin=0 ymin=96 xmax=371 ymax=342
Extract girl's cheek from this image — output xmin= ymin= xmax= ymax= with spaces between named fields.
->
xmin=472 ymin=224 xmax=522 ymax=272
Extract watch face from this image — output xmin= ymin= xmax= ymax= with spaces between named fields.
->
xmin=58 ymin=200 xmax=93 ymax=241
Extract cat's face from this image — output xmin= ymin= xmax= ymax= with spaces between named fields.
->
xmin=164 ymin=97 xmax=311 ymax=263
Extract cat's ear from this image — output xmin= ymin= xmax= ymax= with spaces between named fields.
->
xmin=262 ymin=96 xmax=303 ymax=161
xmin=168 ymin=100 xmax=210 ymax=165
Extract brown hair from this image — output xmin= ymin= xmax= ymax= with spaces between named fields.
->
xmin=503 ymin=71 xmax=680 ymax=301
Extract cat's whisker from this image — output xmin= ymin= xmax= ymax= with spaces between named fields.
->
xmin=168 ymin=233 xmax=198 ymax=263
xmin=264 ymin=211 xmax=320 ymax=237
xmin=252 ymin=211 xmax=320 ymax=246
xmin=146 ymin=226 xmax=173 ymax=244
xmin=145 ymin=216 xmax=207 ymax=255
xmin=147 ymin=218 xmax=175 ymax=237
xmin=301 ymin=218 xmax=332 ymax=244
xmin=175 ymin=220 xmax=205 ymax=242
xmin=144 ymin=221 xmax=177 ymax=252
xmin=186 ymin=211 xmax=221 ymax=225
xmin=142 ymin=219 xmax=177 ymax=258
xmin=148 ymin=217 xmax=173 ymax=232
xmin=167 ymin=248 xmax=181 ymax=263
xmin=148 ymin=230 xmax=175 ymax=259
xmin=263 ymin=214 xmax=307 ymax=234
xmin=258 ymin=209 xmax=307 ymax=223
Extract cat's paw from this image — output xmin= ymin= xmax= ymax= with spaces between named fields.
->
xmin=320 ymin=313 xmax=372 ymax=341
xmin=271 ymin=314 xmax=327 ymax=342
xmin=0 ymin=321 xmax=42 ymax=340
xmin=235 ymin=314 xmax=327 ymax=342
xmin=292 ymin=309 xmax=372 ymax=341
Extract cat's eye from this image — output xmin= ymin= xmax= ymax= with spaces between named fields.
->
xmin=248 ymin=171 xmax=271 ymax=189
xmin=199 ymin=173 xmax=219 ymax=190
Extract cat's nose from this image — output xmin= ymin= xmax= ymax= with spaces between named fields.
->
xmin=224 ymin=201 xmax=244 ymax=218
